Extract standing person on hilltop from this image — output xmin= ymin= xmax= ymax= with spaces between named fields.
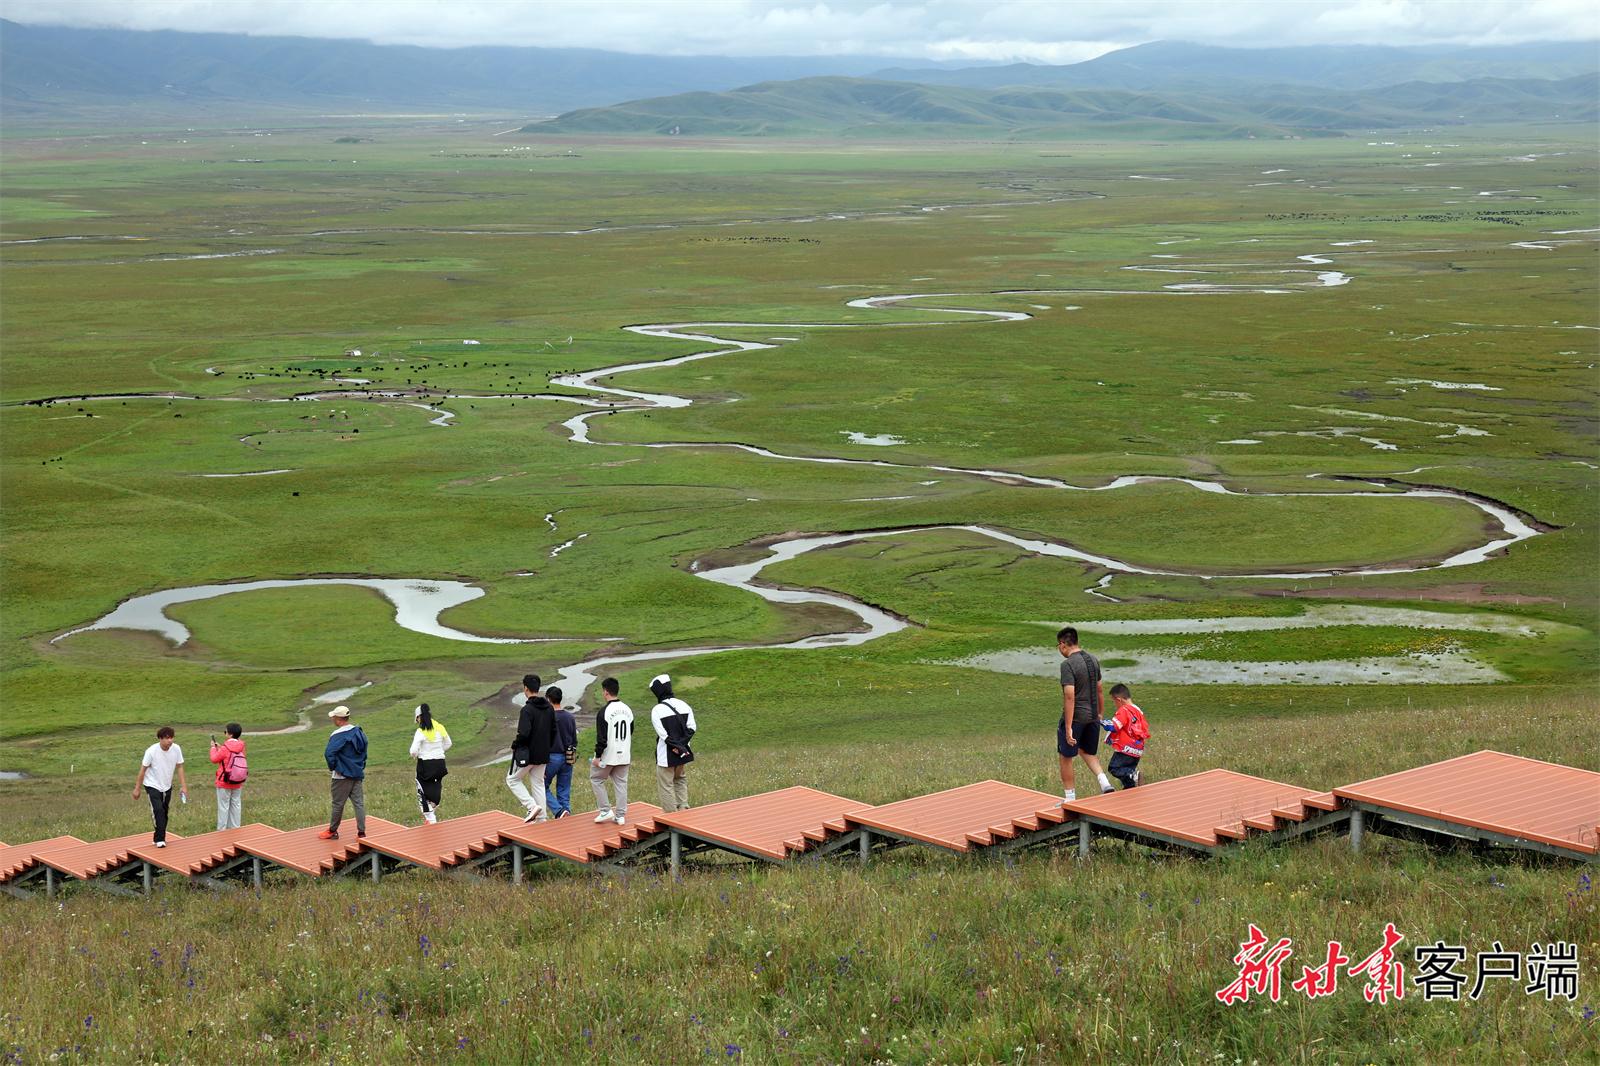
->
xmin=208 ymin=723 xmax=247 ymax=830
xmin=1056 ymin=626 xmax=1115 ymax=803
xmin=319 ymin=706 xmax=368 ymax=840
xmin=544 ymin=686 xmax=576 ymax=819
xmin=409 ymin=704 xmax=451 ymax=825
xmin=649 ymin=674 xmax=696 ymax=813
xmin=132 ymin=726 xmax=186 ymax=848
xmin=507 ymin=674 xmax=557 ymax=824
xmin=589 ymin=677 xmax=633 ymax=825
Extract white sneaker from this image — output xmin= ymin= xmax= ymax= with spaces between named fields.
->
xmin=523 ymin=809 xmax=539 ymax=824
xmin=594 ymin=811 xmax=615 ymax=823
xmin=155 ymin=840 xmax=166 ymax=848
xmin=614 ymin=815 xmax=626 ymax=826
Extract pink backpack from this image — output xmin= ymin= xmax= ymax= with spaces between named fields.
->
xmin=223 ymin=748 xmax=249 ymax=785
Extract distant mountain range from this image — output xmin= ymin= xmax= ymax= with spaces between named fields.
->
xmin=2 ymin=18 xmax=1595 ymax=137
xmin=875 ymin=40 xmax=1600 ymax=92
xmin=0 ymin=18 xmax=948 ymax=116
xmin=526 ymin=73 xmax=1598 ymax=139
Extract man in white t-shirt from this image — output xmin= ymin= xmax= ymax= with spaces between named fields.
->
xmin=131 ymin=726 xmax=187 ymax=847
xmin=589 ymin=676 xmax=634 ymax=825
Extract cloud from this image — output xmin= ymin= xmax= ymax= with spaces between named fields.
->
xmin=1 ymin=0 xmax=1594 ymax=59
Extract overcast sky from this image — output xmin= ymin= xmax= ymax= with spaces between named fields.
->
xmin=3 ymin=0 xmax=1595 ymax=62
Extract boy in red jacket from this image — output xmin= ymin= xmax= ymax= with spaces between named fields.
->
xmin=208 ymin=722 xmax=247 ymax=829
xmin=1099 ymin=684 xmax=1149 ymax=790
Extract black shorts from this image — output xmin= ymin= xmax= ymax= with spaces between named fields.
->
xmin=1057 ymin=718 xmax=1100 ymax=757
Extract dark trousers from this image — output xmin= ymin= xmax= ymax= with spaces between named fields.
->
xmin=329 ymin=776 xmax=366 ymax=834
xmin=145 ymin=785 xmax=172 ymax=843
xmin=1108 ymin=752 xmax=1142 ymax=789
xmin=415 ymin=759 xmax=447 ymax=815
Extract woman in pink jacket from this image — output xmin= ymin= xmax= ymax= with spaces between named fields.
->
xmin=208 ymin=723 xmax=247 ymax=830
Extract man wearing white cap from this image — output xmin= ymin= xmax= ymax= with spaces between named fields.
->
xmin=318 ymin=705 xmax=368 ymax=840
xmin=648 ymin=674 xmax=696 ymax=813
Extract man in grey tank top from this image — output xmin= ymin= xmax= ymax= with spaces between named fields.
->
xmin=1056 ymin=626 xmax=1114 ymax=802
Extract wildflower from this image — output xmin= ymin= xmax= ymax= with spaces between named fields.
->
xmin=419 ymin=934 xmax=432 ymax=957
xmin=724 ymin=1045 xmax=742 ymax=1058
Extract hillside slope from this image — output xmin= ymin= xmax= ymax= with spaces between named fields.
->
xmin=875 ymin=39 xmax=1600 ymax=92
xmin=527 ymin=73 xmax=1598 ymax=138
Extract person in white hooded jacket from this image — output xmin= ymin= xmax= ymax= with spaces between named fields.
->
xmin=408 ymin=704 xmax=452 ymax=824
xmin=649 ymin=674 xmax=696 ymax=813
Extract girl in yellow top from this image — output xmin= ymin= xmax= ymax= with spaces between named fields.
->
xmin=408 ymin=704 xmax=452 ymax=824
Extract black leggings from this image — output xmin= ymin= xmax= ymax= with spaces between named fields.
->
xmin=416 ymin=759 xmax=447 ymax=814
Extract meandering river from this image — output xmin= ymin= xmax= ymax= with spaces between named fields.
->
xmin=46 ymin=259 xmax=1547 ymax=711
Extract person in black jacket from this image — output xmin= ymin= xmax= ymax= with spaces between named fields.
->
xmin=506 ymin=673 xmax=557 ymax=823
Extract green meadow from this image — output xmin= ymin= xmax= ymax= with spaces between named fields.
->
xmin=0 ymin=118 xmax=1596 ymax=1061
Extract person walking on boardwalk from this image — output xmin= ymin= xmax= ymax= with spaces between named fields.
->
xmin=208 ymin=723 xmax=247 ymax=830
xmin=1099 ymin=683 xmax=1150 ymax=790
xmin=507 ymin=674 xmax=557 ymax=823
xmin=132 ymin=726 xmax=186 ymax=848
xmin=544 ymin=686 xmax=576 ymax=819
xmin=409 ymin=704 xmax=451 ymax=825
xmin=649 ymin=674 xmax=696 ymax=813
xmin=589 ymin=677 xmax=634 ymax=825
xmin=1056 ymin=626 xmax=1115 ymax=802
xmin=319 ymin=706 xmax=368 ymax=840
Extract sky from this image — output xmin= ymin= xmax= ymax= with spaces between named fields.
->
xmin=2 ymin=0 xmax=1595 ymax=62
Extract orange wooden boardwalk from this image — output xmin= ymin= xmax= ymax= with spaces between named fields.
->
xmin=3 ymin=751 xmax=1593 ymax=897
xmin=1334 ymin=750 xmax=1600 ymax=858
xmin=846 ymin=780 xmax=1076 ymax=856
xmin=1065 ymin=770 xmax=1350 ymax=854
xmin=656 ymin=786 xmax=874 ymax=871
xmin=501 ymin=804 xmax=668 ymax=876
xmin=362 ymin=810 xmax=527 ymax=877
xmin=32 ymin=831 xmax=187 ymax=894
xmin=0 ymin=835 xmax=85 ymax=896
xmin=239 ymin=817 xmax=406 ymax=882
xmin=124 ymin=824 xmax=286 ymax=889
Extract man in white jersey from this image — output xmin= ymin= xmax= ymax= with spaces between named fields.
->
xmin=649 ymin=674 xmax=696 ymax=813
xmin=132 ymin=726 xmax=187 ymax=847
xmin=589 ymin=676 xmax=633 ymax=825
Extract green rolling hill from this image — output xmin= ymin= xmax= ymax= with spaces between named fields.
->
xmin=526 ymin=73 xmax=1598 ymax=139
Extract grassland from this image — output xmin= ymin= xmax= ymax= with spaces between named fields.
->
xmin=0 ymin=117 xmax=1596 ymax=1061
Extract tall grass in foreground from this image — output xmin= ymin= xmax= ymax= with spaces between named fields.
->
xmin=1 ymin=694 xmax=1596 ymax=1063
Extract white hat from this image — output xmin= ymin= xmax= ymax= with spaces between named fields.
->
xmin=328 ymin=705 xmax=351 ymax=719
xmin=414 ymin=705 xmax=425 ymax=720
xmin=650 ymin=673 xmax=670 ymax=687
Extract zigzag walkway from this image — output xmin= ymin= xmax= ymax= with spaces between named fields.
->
xmin=1 ymin=751 xmax=1593 ymax=898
